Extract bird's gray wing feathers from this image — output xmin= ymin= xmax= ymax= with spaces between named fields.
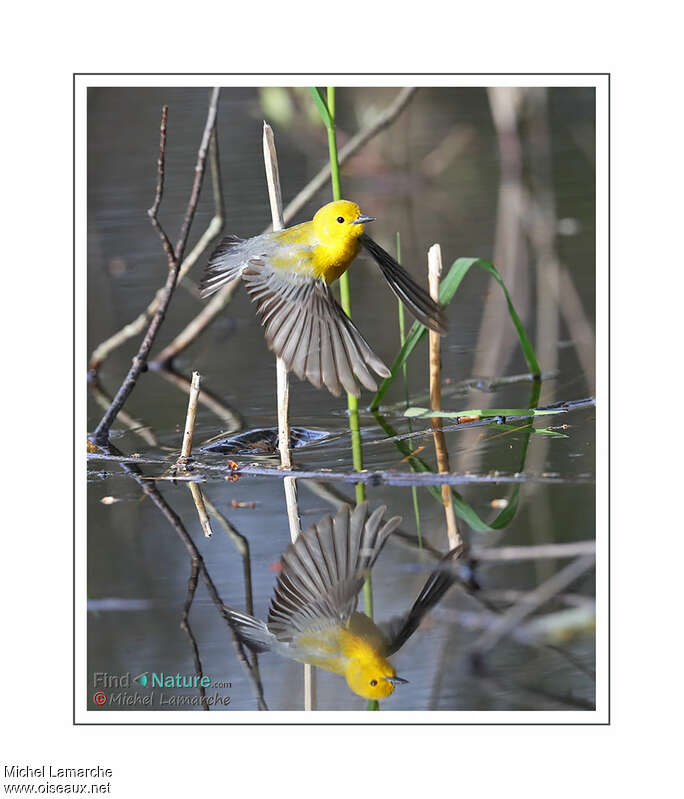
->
xmin=267 ymin=502 xmax=402 ymax=643
xmin=378 ymin=543 xmax=464 ymax=656
xmin=199 ymin=235 xmax=259 ymax=297
xmin=221 ymin=606 xmax=277 ymax=654
xmin=242 ymin=262 xmax=390 ymax=397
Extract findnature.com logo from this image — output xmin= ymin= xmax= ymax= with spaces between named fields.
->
xmin=91 ymin=671 xmax=233 ymax=708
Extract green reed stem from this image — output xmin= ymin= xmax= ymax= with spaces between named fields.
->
xmin=323 ymin=88 xmax=366 ymax=506
xmin=331 ymin=87 xmax=374 ymax=708
xmin=313 ymin=86 xmax=377 ymax=709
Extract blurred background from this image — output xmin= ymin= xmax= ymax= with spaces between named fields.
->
xmin=87 ymin=86 xmax=596 ymax=711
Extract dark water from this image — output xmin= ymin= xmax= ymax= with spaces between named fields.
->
xmin=87 ymin=86 xmax=596 ymax=712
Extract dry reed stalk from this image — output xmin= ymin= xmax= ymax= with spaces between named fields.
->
xmin=180 ymin=371 xmax=201 ymax=460
xmin=176 ymin=371 xmax=213 ymax=538
xmin=428 ymin=244 xmax=461 ymax=551
xmin=262 ymin=121 xmax=314 ymax=711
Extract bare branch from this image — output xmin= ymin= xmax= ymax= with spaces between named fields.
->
xmin=146 ymin=105 xmax=175 ymax=260
xmin=88 ymin=128 xmax=225 ymax=373
xmin=89 ymin=90 xmax=220 ymax=446
xmin=150 ymin=87 xmax=418 ymax=364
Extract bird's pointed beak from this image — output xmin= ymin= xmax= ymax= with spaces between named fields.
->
xmin=384 ymin=676 xmax=409 ymax=685
xmin=352 ymin=215 xmax=375 ymax=225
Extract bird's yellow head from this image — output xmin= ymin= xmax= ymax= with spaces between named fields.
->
xmin=312 ymin=200 xmax=375 ymax=245
xmin=344 ymin=653 xmax=407 ymax=700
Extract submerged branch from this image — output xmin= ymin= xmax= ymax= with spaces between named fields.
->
xmin=87 ymin=452 xmax=593 ymax=487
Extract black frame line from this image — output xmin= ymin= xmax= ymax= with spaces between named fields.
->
xmin=74 ymin=72 xmax=609 ymax=726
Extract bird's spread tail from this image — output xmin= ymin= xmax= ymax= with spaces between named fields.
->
xmin=359 ymin=233 xmax=448 ymax=335
xmin=199 ymin=235 xmax=248 ymax=298
xmin=222 ymin=605 xmax=275 ymax=654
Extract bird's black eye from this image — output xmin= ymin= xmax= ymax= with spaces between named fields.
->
xmin=336 ymin=216 xmax=345 ymax=224
xmin=370 ymin=679 xmax=377 ymax=687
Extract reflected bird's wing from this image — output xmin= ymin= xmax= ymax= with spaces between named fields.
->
xmin=378 ymin=544 xmax=464 ymax=656
xmin=221 ymin=606 xmax=276 ymax=654
xmin=359 ymin=233 xmax=448 ymax=335
xmin=267 ymin=502 xmax=402 ymax=644
xmin=242 ymin=261 xmax=390 ymax=397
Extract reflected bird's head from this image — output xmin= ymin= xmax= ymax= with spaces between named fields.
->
xmin=345 ymin=653 xmax=408 ymax=700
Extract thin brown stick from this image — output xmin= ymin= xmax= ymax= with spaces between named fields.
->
xmin=147 ymin=106 xmax=175 ymax=259
xmin=428 ymin=244 xmax=461 ymax=550
xmin=179 ymin=559 xmax=209 ymax=710
xmin=90 ymin=90 xmax=220 ymax=446
xmin=151 ymin=88 xmax=417 ymax=363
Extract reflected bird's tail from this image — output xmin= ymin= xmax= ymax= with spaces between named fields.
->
xmin=222 ymin=606 xmax=275 ymax=654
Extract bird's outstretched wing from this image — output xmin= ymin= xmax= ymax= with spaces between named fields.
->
xmin=359 ymin=233 xmax=448 ymax=335
xmin=199 ymin=235 xmax=251 ymax=297
xmin=242 ymin=261 xmax=390 ymax=397
xmin=267 ymin=503 xmax=402 ymax=644
xmin=378 ymin=544 xmax=464 ymax=656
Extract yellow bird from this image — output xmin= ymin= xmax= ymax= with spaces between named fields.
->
xmin=223 ymin=502 xmax=463 ymax=701
xmin=200 ymin=200 xmax=447 ymax=397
